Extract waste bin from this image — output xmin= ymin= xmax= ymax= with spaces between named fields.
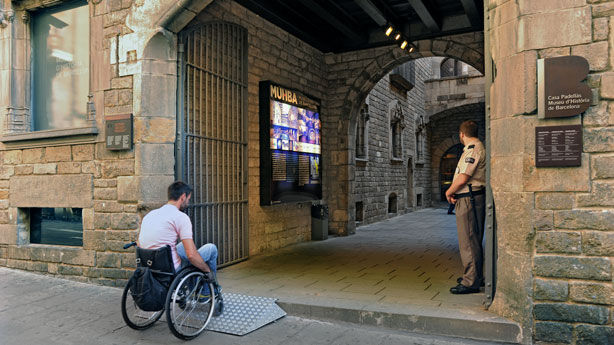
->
xmin=311 ymin=204 xmax=329 ymax=241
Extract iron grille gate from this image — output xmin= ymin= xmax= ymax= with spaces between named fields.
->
xmin=177 ymin=23 xmax=249 ymax=267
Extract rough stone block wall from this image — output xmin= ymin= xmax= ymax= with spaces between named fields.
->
xmin=0 ymin=0 xmax=139 ymax=287
xmin=190 ymin=0 xmax=328 ymax=255
xmin=353 ymin=58 xmax=432 ymax=226
xmin=489 ymin=0 xmax=614 ymax=343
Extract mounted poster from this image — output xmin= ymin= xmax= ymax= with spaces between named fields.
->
xmin=259 ymin=81 xmax=322 ymax=205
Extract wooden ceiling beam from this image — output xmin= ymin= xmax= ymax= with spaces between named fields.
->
xmin=407 ymin=0 xmax=441 ymax=32
xmin=460 ymin=0 xmax=481 ymax=28
xmin=297 ymin=0 xmax=365 ymax=42
xmin=354 ymin=0 xmax=387 ymax=26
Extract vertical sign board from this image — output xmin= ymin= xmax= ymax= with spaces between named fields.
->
xmin=259 ymin=81 xmax=322 ymax=205
xmin=536 ymin=125 xmax=582 ymax=167
xmin=105 ymin=114 xmax=133 ymax=150
xmin=538 ymin=56 xmax=591 ymax=119
xmin=536 ymin=56 xmax=590 ymax=167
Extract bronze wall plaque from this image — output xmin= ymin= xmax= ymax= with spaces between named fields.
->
xmin=535 ymin=125 xmax=582 ymax=167
xmin=105 ymin=114 xmax=133 ymax=150
xmin=538 ymin=56 xmax=591 ymax=119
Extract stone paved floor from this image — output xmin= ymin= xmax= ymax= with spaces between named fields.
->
xmin=219 ymin=208 xmax=485 ymax=312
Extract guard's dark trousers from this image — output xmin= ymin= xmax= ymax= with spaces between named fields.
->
xmin=455 ymin=194 xmax=485 ymax=288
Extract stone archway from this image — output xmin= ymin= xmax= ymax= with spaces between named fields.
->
xmin=323 ymin=32 xmax=484 ymax=235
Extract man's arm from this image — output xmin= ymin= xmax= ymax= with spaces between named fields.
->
xmin=445 ymin=173 xmax=471 ymax=204
xmin=181 ymin=238 xmax=211 ymax=273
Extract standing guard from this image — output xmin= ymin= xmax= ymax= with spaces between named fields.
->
xmin=445 ymin=120 xmax=486 ymax=294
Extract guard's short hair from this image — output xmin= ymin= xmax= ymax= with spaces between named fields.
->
xmin=459 ymin=120 xmax=479 ymax=138
xmin=168 ymin=181 xmax=193 ymax=201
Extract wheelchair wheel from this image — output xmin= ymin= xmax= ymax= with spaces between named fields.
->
xmin=121 ymin=284 xmax=164 ymax=330
xmin=165 ymin=267 xmax=216 ymax=340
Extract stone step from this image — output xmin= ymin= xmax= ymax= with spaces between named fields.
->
xmin=278 ymin=299 xmax=522 ymax=344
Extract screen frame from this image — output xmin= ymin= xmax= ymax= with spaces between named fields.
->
xmin=259 ymin=81 xmax=323 ymax=206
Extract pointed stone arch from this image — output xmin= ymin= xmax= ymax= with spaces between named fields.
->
xmin=323 ymin=32 xmax=484 ymax=236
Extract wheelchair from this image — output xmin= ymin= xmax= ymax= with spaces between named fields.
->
xmin=121 ymin=241 xmax=222 ymax=340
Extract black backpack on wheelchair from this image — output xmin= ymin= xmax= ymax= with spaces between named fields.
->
xmin=127 ymin=245 xmax=175 ymax=312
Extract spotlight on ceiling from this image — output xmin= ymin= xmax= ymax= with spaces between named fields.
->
xmin=400 ymin=41 xmax=408 ymax=49
xmin=385 ymin=26 xmax=394 ymax=36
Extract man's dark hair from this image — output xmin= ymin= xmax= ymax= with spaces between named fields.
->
xmin=459 ymin=120 xmax=479 ymax=138
xmin=168 ymin=181 xmax=193 ymax=201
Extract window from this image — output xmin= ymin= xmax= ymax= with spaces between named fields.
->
xmin=355 ymin=100 xmax=369 ymax=159
xmin=29 ymin=207 xmax=83 ymax=246
xmin=389 ymin=102 xmax=404 ymax=160
xmin=31 ymin=0 xmax=89 ymax=131
xmin=356 ymin=201 xmax=364 ymax=222
xmin=388 ymin=193 xmax=397 ymax=214
xmin=415 ymin=115 xmax=426 ymax=163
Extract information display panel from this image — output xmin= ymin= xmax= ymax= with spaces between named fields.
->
xmin=260 ymin=81 xmax=322 ymax=205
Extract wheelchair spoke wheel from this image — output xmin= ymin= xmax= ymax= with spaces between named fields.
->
xmin=121 ymin=284 xmax=164 ymax=330
xmin=166 ymin=268 xmax=216 ymax=340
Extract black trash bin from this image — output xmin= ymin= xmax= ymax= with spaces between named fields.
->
xmin=311 ymin=204 xmax=329 ymax=241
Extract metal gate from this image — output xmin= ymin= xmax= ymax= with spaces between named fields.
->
xmin=176 ymin=22 xmax=249 ymax=267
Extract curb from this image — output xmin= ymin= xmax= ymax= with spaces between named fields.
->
xmin=278 ymin=301 xmax=522 ymax=344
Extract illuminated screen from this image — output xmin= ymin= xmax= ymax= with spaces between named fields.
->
xmin=269 ymin=100 xmax=321 ymax=154
xmin=260 ymin=81 xmax=322 ymax=205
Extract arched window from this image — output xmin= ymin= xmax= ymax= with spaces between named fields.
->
xmin=389 ymin=102 xmax=405 ymax=160
xmin=355 ymin=99 xmax=369 ymax=159
xmin=415 ymin=115 xmax=426 ymax=162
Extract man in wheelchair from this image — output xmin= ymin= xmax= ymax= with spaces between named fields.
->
xmin=138 ymin=181 xmax=223 ymax=315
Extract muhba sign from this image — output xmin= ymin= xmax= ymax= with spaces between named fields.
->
xmin=537 ymin=56 xmax=591 ymax=119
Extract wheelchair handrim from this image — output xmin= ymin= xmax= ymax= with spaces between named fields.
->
xmin=169 ymin=271 xmax=215 ymax=337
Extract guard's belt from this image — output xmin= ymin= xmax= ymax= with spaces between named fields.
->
xmin=454 ymin=188 xmax=485 ymax=199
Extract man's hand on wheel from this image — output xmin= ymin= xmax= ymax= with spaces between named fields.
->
xmin=204 ymin=271 xmax=215 ymax=282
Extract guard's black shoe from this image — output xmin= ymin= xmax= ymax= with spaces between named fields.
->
xmin=450 ymin=284 xmax=480 ymax=294
xmin=456 ymin=277 xmax=485 ymax=287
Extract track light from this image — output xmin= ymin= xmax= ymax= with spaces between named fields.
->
xmin=394 ymin=33 xmax=401 ymax=40
xmin=408 ymin=45 xmax=415 ymax=53
xmin=385 ymin=26 xmax=393 ymax=36
xmin=400 ymin=41 xmax=408 ymax=49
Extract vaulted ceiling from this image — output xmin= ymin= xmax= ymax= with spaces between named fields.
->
xmin=234 ymin=0 xmax=483 ymax=53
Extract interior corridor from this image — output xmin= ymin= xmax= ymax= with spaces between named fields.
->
xmin=218 ymin=208 xmax=485 ymax=312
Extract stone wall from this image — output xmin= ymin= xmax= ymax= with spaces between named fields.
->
xmin=0 ymin=0 xmax=143 ymax=287
xmin=488 ymin=0 xmax=614 ymax=343
xmin=353 ymin=58 xmax=432 ymax=226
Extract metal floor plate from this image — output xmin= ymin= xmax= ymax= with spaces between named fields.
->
xmin=205 ymin=293 xmax=286 ymax=336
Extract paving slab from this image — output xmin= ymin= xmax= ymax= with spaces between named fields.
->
xmin=217 ymin=208 xmax=521 ymax=343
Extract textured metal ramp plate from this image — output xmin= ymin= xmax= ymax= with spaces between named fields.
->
xmin=206 ymin=293 xmax=286 ymax=336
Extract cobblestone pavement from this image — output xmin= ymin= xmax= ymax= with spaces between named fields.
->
xmin=220 ymin=208 xmax=485 ymax=311
xmin=0 ymin=267 xmax=504 ymax=345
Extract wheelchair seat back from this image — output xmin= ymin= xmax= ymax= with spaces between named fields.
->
xmin=136 ymin=245 xmax=176 ymax=286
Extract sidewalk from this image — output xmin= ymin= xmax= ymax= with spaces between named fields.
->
xmin=0 ymin=267 xmax=512 ymax=345
xmin=217 ymin=208 xmax=520 ymax=343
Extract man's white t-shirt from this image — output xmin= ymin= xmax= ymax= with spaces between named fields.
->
xmin=138 ymin=204 xmax=193 ymax=269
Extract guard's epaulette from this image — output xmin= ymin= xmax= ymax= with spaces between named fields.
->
xmin=467 ymin=145 xmax=475 ymax=149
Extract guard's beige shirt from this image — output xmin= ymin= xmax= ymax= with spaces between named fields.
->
xmin=453 ymin=140 xmax=486 ymax=194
